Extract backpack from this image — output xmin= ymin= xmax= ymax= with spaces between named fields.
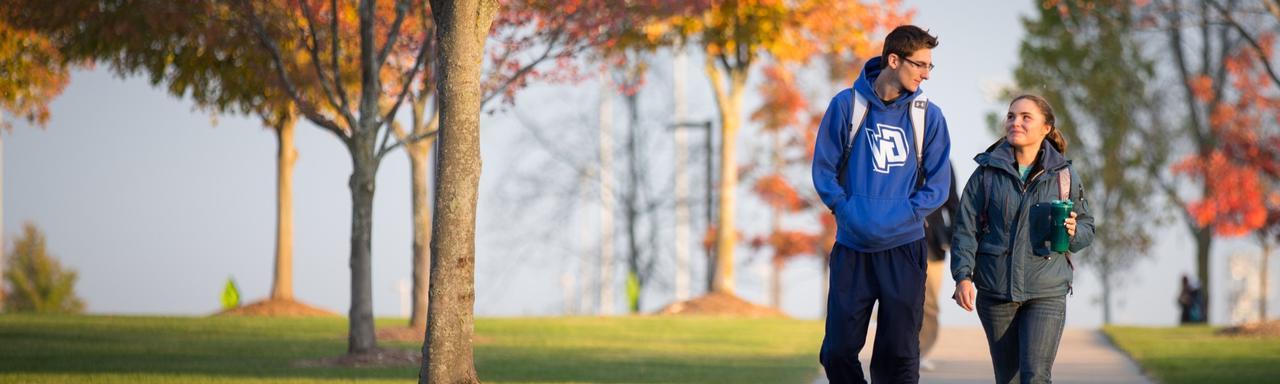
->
xmin=975 ymin=166 xmax=1075 ymax=271
xmin=835 ymin=89 xmax=928 ymax=185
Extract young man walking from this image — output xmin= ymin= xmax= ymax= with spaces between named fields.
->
xmin=811 ymin=25 xmax=952 ymax=383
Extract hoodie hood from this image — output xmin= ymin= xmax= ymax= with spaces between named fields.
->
xmin=806 ymin=55 xmax=950 ymax=253
xmin=853 ymin=56 xmax=925 ymax=110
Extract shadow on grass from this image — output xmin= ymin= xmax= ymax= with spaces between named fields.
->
xmin=475 ymin=346 xmax=815 ymax=383
xmin=0 ymin=315 xmax=417 ymax=381
xmin=0 ymin=315 xmax=822 ymax=383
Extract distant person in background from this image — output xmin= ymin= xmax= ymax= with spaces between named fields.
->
xmin=920 ymin=164 xmax=959 ymax=371
xmin=1178 ymin=274 xmax=1206 ymax=324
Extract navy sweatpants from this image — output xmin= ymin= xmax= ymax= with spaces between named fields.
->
xmin=820 ymin=238 xmax=928 ymax=384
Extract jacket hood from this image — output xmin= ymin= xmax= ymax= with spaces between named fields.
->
xmin=974 ymin=139 xmax=1071 ymax=177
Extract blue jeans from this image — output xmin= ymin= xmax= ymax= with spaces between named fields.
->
xmin=976 ymin=294 xmax=1066 ymax=384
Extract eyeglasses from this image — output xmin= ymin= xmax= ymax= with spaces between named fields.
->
xmin=900 ymin=56 xmax=935 ymax=72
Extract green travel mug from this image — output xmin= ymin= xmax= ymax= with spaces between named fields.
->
xmin=1049 ymin=199 xmax=1074 ymax=253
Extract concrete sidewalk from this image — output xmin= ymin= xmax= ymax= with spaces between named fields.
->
xmin=811 ymin=326 xmax=1154 ymax=383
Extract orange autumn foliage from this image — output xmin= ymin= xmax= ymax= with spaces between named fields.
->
xmin=753 ymin=173 xmax=808 ymax=212
xmin=1174 ymin=38 xmax=1280 ymax=237
xmin=0 ymin=20 xmax=69 ymax=130
xmin=1174 ymin=151 xmax=1268 ymax=236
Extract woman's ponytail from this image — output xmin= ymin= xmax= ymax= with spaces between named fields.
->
xmin=1047 ymin=128 xmax=1068 ymax=155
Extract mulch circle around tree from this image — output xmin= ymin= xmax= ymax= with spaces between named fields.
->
xmin=214 ymin=298 xmax=340 ymax=317
xmin=1217 ymin=320 xmax=1280 ymax=337
xmin=656 ymin=291 xmax=787 ymax=318
xmin=377 ymin=326 xmax=426 ymax=342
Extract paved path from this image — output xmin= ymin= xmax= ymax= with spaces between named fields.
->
xmin=811 ymin=326 xmax=1154 ymax=383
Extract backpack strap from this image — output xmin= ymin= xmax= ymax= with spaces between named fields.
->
xmin=1058 ymin=168 xmax=1071 ymax=201
xmin=836 ymin=89 xmax=870 ymax=185
xmin=837 ymin=89 xmax=928 ymax=185
xmin=977 ymin=167 xmax=992 ymax=233
xmin=910 ymin=94 xmax=928 ymax=171
xmin=1059 ymin=168 xmax=1076 ymax=274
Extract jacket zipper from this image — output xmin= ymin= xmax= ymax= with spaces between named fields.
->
xmin=1005 ymin=168 xmax=1047 ymax=301
xmin=1004 ymin=168 xmax=1045 ymax=252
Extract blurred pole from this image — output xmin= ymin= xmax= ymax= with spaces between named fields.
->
xmin=398 ymin=278 xmax=411 ymax=318
xmin=769 ymin=130 xmax=781 ymax=309
xmin=705 ymin=120 xmax=716 ymax=293
xmin=673 ymin=49 xmax=691 ymax=302
xmin=561 ymin=270 xmax=574 ymax=316
xmin=0 ymin=135 xmax=5 ymax=310
xmin=577 ymin=175 xmax=591 ymax=315
xmin=599 ymin=73 xmax=615 ymax=315
xmin=671 ymin=119 xmax=715 ymax=297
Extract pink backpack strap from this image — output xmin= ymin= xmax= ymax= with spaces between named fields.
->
xmin=1059 ymin=168 xmax=1075 ymax=277
xmin=1059 ymin=169 xmax=1071 ymax=201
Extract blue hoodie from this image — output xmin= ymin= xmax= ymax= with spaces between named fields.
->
xmin=811 ymin=57 xmax=952 ymax=252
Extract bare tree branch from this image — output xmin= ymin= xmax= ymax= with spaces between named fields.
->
xmin=328 ymin=0 xmax=357 ymax=127
xmin=375 ymin=6 xmax=433 ymax=162
xmin=480 ymin=26 xmax=566 ymax=106
xmin=377 ymin=112 xmax=396 ymax=157
xmin=379 ymin=127 xmax=440 ymax=159
xmin=298 ymin=0 xmax=356 ymax=128
xmin=1207 ymin=0 xmax=1280 ymax=88
xmin=1158 ymin=178 xmax=1197 ymax=233
xmin=1162 ymin=0 xmax=1208 ymax=147
xmin=237 ymin=0 xmax=349 ymax=142
xmin=377 ymin=0 xmax=411 ymax=66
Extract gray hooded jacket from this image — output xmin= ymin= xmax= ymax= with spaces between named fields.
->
xmin=950 ymin=141 xmax=1095 ymax=301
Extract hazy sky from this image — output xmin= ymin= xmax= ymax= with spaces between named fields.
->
xmin=3 ymin=0 xmax=1274 ymax=327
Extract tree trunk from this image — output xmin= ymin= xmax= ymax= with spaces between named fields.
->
xmin=705 ymin=120 xmax=716 ymax=293
xmin=271 ymin=116 xmax=298 ymax=301
xmin=420 ymin=0 xmax=495 ymax=381
xmin=406 ymin=93 xmax=439 ymax=329
xmin=408 ymin=135 xmax=435 ymax=329
xmin=1195 ymin=226 xmax=1212 ymax=322
xmin=624 ymin=91 xmax=643 ymax=314
xmin=1101 ymin=260 xmax=1112 ymax=324
xmin=347 ymin=0 xmax=384 ymax=356
xmin=705 ymin=56 xmax=746 ymax=295
xmin=770 ymin=258 xmax=782 ymax=309
xmin=1261 ymin=238 xmax=1271 ymax=321
xmin=347 ymin=151 xmax=378 ymax=354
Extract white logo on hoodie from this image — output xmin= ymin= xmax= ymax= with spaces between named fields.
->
xmin=866 ymin=123 xmax=909 ymax=174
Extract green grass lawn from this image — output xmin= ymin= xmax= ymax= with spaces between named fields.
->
xmin=1104 ymin=325 xmax=1280 ymax=384
xmin=0 ymin=314 xmax=824 ymax=383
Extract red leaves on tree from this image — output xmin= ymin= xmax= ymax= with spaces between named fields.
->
xmin=486 ymin=0 xmax=708 ymax=106
xmin=753 ymin=173 xmax=808 ymax=212
xmin=1174 ymin=151 xmax=1268 ymax=236
xmin=751 ymin=65 xmax=807 ymax=132
xmin=1173 ymin=32 xmax=1280 ymax=238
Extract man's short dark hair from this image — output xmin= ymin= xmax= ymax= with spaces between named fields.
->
xmin=881 ymin=25 xmax=939 ymax=64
